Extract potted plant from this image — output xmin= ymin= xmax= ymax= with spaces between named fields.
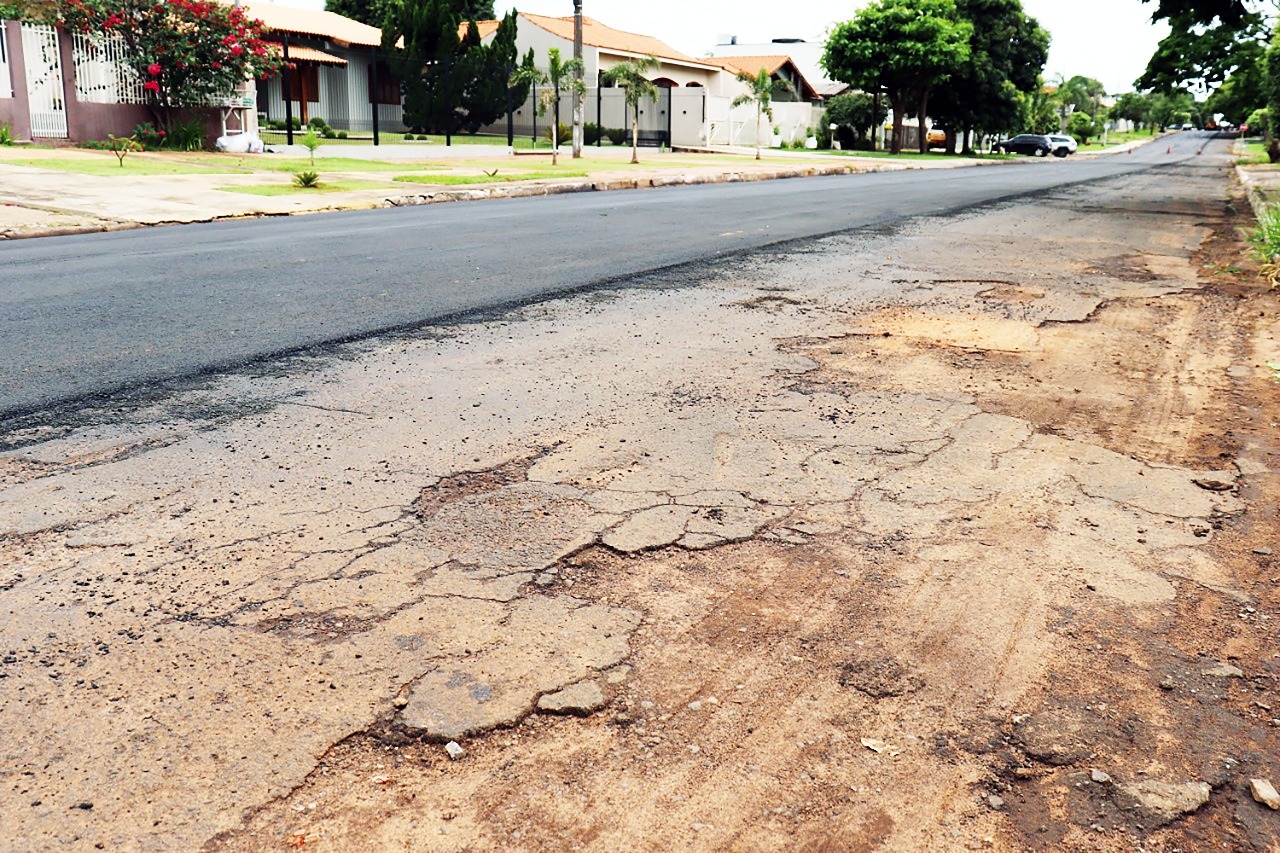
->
xmin=770 ymin=125 xmax=783 ymax=148
xmin=804 ymin=127 xmax=818 ymax=149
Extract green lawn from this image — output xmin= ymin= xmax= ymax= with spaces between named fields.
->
xmin=4 ymin=155 xmax=250 ymax=176
xmin=216 ymin=178 xmax=399 ymax=196
xmin=182 ymin=154 xmax=447 ymax=173
xmin=1238 ymin=139 xmax=1271 ymax=165
xmin=392 ymin=170 xmax=589 ymax=185
xmin=1079 ymin=129 xmax=1160 ymax=149
xmin=258 ymin=130 xmax=567 ymax=150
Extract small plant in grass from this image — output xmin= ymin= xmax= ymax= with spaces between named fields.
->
xmin=107 ymin=134 xmax=143 ymax=167
xmin=293 ymin=170 xmax=321 ymax=188
xmin=337 ymin=130 xmax=348 ymax=139
xmin=404 ymin=132 xmax=415 ymax=141
xmin=300 ymin=128 xmax=322 ymax=166
xmin=416 ymin=134 xmax=430 ymax=141
xmin=0 ymin=124 xmax=13 ymax=145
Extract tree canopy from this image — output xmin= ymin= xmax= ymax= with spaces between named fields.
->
xmin=823 ymin=0 xmax=972 ymax=153
xmin=382 ymin=1 xmax=523 ymax=136
xmin=52 ymin=0 xmax=277 ymax=122
xmin=930 ymin=0 xmax=1049 ymax=145
xmin=327 ymin=0 xmax=491 ymax=28
xmin=1140 ymin=0 xmax=1253 ymax=25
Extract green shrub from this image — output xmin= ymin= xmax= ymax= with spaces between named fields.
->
xmin=605 ymin=127 xmax=627 ymax=146
xmin=0 ymin=124 xmax=12 ymax=146
xmin=293 ymin=170 xmax=321 ymax=188
xmin=583 ymin=122 xmax=602 ymax=145
xmin=321 ymin=128 xmax=337 ymax=139
xmin=336 ymin=130 xmax=348 ymax=139
xmin=132 ymin=122 xmax=167 ymax=150
xmin=404 ymin=132 xmax=415 ymax=140
xmin=167 ymin=118 xmax=205 ymax=151
xmin=543 ymin=122 xmax=572 ymax=145
xmin=416 ymin=134 xmax=430 ymax=141
xmin=299 ymin=128 xmax=322 ymax=165
xmin=308 ymin=116 xmax=327 ymax=130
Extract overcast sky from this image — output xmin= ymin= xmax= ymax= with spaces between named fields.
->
xmin=487 ymin=0 xmax=1172 ymax=94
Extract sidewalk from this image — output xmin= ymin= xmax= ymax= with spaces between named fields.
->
xmin=0 ymin=140 xmax=1106 ymax=238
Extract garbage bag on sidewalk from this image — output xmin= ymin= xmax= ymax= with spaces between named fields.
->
xmin=216 ymin=134 xmax=264 ymax=154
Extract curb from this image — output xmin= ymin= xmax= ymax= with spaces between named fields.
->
xmin=383 ymin=162 xmax=906 ymax=208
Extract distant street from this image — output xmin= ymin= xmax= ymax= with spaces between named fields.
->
xmin=0 ymin=133 xmax=1213 ymax=419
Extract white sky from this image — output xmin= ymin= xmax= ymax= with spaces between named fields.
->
xmin=490 ymin=0 xmax=1172 ymax=94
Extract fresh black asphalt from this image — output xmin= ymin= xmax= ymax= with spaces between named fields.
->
xmin=0 ymin=132 xmax=1221 ymax=419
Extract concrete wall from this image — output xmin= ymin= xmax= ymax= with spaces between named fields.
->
xmin=706 ymin=97 xmax=822 ymax=147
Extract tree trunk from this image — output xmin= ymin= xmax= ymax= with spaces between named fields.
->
xmin=890 ymin=95 xmax=906 ymax=155
xmin=756 ymin=104 xmax=762 ymax=160
xmin=916 ymin=89 xmax=930 ymax=155
xmin=553 ymin=95 xmax=560 ymax=165
xmin=631 ymin=110 xmax=639 ymax=164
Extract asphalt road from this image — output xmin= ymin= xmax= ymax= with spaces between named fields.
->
xmin=0 ymin=131 xmax=1220 ymax=419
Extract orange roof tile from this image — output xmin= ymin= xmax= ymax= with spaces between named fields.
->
xmin=520 ymin=13 xmax=716 ymax=69
xmin=265 ymin=43 xmax=348 ymax=65
xmin=458 ymin=20 xmax=502 ymax=41
xmin=705 ymin=54 xmax=819 ymax=100
xmin=242 ymin=1 xmax=382 ymax=48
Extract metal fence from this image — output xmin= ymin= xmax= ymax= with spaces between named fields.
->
xmin=72 ymin=32 xmax=146 ymax=105
xmin=20 ymin=23 xmax=66 ymax=137
xmin=0 ymin=21 xmax=12 ymax=99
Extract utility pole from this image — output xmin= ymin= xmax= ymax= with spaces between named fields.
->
xmin=572 ymin=0 xmax=583 ymax=158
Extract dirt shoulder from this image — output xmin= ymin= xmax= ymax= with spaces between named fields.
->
xmin=1 ymin=143 xmax=1276 ymax=850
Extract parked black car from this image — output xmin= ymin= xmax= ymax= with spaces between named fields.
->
xmin=994 ymin=134 xmax=1053 ymax=157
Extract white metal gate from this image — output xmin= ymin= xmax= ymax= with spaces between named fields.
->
xmin=21 ymin=23 xmax=67 ymax=138
xmin=0 ymin=22 xmax=14 ymax=99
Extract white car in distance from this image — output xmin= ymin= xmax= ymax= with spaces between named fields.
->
xmin=1047 ymin=134 xmax=1077 ymax=157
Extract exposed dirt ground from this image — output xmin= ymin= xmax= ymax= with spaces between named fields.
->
xmin=2 ymin=144 xmax=1278 ymax=851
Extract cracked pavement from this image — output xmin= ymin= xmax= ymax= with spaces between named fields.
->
xmin=3 ymin=141 xmax=1280 ymax=850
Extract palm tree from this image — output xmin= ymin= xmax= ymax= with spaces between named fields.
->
xmin=732 ymin=68 xmax=794 ymax=160
xmin=602 ymin=56 xmax=659 ymax=164
xmin=536 ymin=48 xmax=585 ymax=165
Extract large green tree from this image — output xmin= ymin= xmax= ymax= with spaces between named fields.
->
xmin=1141 ymin=0 xmax=1253 ymax=25
xmin=1138 ymin=10 xmax=1268 ymax=94
xmin=824 ymin=0 xmax=972 ymax=154
xmin=824 ymin=92 xmax=889 ymax=148
xmin=382 ymin=0 xmax=517 ymax=137
xmin=329 ymin=0 xmax=491 ymax=27
xmin=930 ymin=0 xmax=1049 ymax=151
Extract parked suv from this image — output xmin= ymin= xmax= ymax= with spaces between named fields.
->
xmin=1047 ymin=134 xmax=1077 ymax=157
xmin=994 ymin=134 xmax=1053 ymax=157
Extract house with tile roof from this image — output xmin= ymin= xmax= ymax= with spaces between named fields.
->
xmin=0 ymin=2 xmax=404 ymax=145
xmin=246 ymin=1 xmax=408 ymax=135
xmin=468 ymin=13 xmax=824 ymax=149
xmin=703 ymin=55 xmax=821 ymax=103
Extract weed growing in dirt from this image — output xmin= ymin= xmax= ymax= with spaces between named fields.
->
xmin=1250 ymin=204 xmax=1280 ymax=285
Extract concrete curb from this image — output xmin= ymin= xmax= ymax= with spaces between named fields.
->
xmin=0 ymin=156 xmax=993 ymax=238
xmin=382 ymin=162 xmax=908 ymax=208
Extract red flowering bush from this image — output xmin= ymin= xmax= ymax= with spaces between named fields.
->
xmin=55 ymin=0 xmax=279 ymax=119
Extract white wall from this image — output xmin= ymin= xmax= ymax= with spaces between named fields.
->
xmin=706 ymin=97 xmax=822 ymax=147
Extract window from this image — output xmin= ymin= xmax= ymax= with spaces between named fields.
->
xmin=368 ymin=61 xmax=400 ymax=106
xmin=286 ymin=64 xmax=319 ymax=103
